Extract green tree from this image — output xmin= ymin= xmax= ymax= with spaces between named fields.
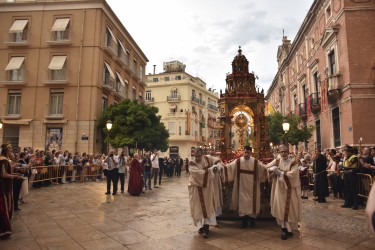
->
xmin=97 ymin=99 xmax=169 ymax=151
xmin=285 ymin=114 xmax=314 ymax=146
xmin=268 ymin=112 xmax=284 ymax=145
xmin=268 ymin=112 xmax=314 ymax=146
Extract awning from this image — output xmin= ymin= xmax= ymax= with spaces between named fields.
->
xmin=115 ymin=72 xmax=125 ymax=86
xmin=9 ymin=19 xmax=28 ymax=33
xmin=51 ymin=18 xmax=70 ymax=32
xmin=5 ymin=57 xmax=25 ymax=71
xmin=106 ymin=26 xmax=117 ymax=44
xmin=2 ymin=119 xmax=32 ymax=125
xmin=118 ymin=39 xmax=125 ymax=52
xmin=48 ymin=56 xmax=67 ymax=70
xmin=169 ymin=105 xmax=177 ymax=110
xmin=104 ymin=62 xmax=115 ymax=78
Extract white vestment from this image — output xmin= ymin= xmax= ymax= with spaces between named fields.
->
xmin=188 ymin=155 xmax=222 ymax=227
xmin=224 ymin=157 xmax=266 ymax=217
xmin=266 ymin=158 xmax=301 ymax=231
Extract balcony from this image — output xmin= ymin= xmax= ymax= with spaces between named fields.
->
xmin=0 ymin=71 xmax=27 ymax=86
xmin=46 ymin=30 xmax=72 ymax=45
xmin=3 ymin=31 xmax=29 ymax=46
xmin=44 ymin=70 xmax=70 ymax=85
xmin=309 ymin=93 xmax=321 ymax=114
xmin=327 ymin=74 xmax=343 ymax=104
xmin=167 ymin=95 xmax=181 ymax=102
xmin=191 ymin=96 xmax=206 ymax=106
xmin=207 ymin=104 xmax=218 ymax=111
xmin=117 ymin=51 xmax=129 ymax=68
xmin=102 ymin=76 xmax=115 ymax=92
xmin=104 ymin=40 xmax=117 ymax=58
xmin=1 ymin=104 xmax=22 ymax=119
xmin=114 ymin=83 xmax=126 ymax=100
xmin=297 ymin=103 xmax=307 ymax=120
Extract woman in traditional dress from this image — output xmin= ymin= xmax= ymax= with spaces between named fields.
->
xmin=0 ymin=144 xmax=24 ymax=240
xmin=127 ymin=153 xmax=144 ymax=196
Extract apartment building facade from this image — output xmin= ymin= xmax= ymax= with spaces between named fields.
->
xmin=266 ymin=0 xmax=375 ymax=152
xmin=145 ymin=61 xmax=220 ymax=159
xmin=0 ymin=0 xmax=148 ymax=153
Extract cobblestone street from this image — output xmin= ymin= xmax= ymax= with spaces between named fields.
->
xmin=1 ymin=175 xmax=374 ymax=250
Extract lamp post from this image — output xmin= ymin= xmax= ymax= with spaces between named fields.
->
xmin=106 ymin=120 xmax=112 ymax=153
xmin=282 ymin=119 xmax=290 ymax=146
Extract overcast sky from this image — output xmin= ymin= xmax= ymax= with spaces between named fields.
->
xmin=106 ymin=0 xmax=313 ymax=93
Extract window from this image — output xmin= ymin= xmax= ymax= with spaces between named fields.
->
xmin=168 ymin=122 xmax=176 ymax=135
xmin=103 ymin=62 xmax=115 ymax=85
xmin=145 ymin=90 xmax=152 ymax=101
xmin=328 ymin=50 xmax=336 ymax=75
xmin=132 ymin=87 xmax=136 ymax=100
xmin=164 ymin=76 xmax=170 ymax=81
xmin=115 ymin=73 xmax=121 ymax=92
xmin=175 ymin=75 xmax=181 ymax=80
xmin=139 ymin=66 xmax=143 ymax=80
xmin=7 ymin=90 xmax=21 ymax=116
xmin=51 ymin=18 xmax=70 ymax=41
xmin=332 ymin=107 xmax=341 ymax=147
xmin=313 ymin=72 xmax=320 ymax=95
xmin=104 ymin=26 xmax=117 ymax=54
xmin=171 ymin=89 xmax=178 ymax=99
xmin=152 ymin=78 xmax=159 ymax=82
xmin=9 ymin=19 xmax=28 ymax=43
xmin=50 ymin=89 xmax=64 ymax=115
xmin=132 ymin=59 xmax=137 ymax=74
xmin=5 ymin=56 xmax=25 ymax=81
xmin=102 ymin=95 xmax=108 ymax=111
xmin=192 ymin=89 xmax=196 ymax=97
xmin=124 ymin=79 xmax=129 ymax=98
xmin=48 ymin=55 xmax=67 ymax=81
xmin=169 ymin=106 xmax=177 ymax=113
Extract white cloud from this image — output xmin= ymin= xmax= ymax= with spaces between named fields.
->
xmin=106 ymin=0 xmax=313 ymax=92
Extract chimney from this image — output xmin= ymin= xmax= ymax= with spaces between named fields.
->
xmin=153 ymin=65 xmax=156 ymax=74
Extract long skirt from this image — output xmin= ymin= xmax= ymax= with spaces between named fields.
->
xmin=0 ymin=191 xmax=13 ymax=238
xmin=128 ymin=172 xmax=143 ymax=196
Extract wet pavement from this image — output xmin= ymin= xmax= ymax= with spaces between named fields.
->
xmin=1 ymin=174 xmax=374 ymax=249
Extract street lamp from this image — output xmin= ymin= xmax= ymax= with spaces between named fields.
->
xmin=106 ymin=120 xmax=112 ymax=153
xmin=282 ymin=119 xmax=290 ymax=145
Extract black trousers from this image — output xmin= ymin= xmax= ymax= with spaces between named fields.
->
xmin=118 ymin=173 xmax=125 ymax=192
xmin=104 ymin=168 xmax=119 ymax=193
xmin=343 ymin=171 xmax=358 ymax=207
xmin=13 ymin=178 xmax=23 ymax=209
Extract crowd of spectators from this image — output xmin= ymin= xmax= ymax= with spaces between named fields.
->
xmin=294 ymin=145 xmax=375 ymax=209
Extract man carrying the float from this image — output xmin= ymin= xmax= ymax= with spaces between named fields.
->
xmin=188 ymin=147 xmax=224 ymax=238
xmin=266 ymin=144 xmax=301 ymax=240
xmin=222 ymin=145 xmax=267 ymax=228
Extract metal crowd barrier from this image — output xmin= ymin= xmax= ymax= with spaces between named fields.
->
xmin=30 ymin=164 xmax=104 ymax=183
xmin=356 ymin=173 xmax=373 ymax=199
xmin=307 ymin=169 xmax=374 ymax=199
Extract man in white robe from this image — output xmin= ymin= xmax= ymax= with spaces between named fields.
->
xmin=188 ymin=147 xmax=223 ymax=238
xmin=223 ymin=145 xmax=267 ymax=228
xmin=266 ymin=144 xmax=301 ymax=240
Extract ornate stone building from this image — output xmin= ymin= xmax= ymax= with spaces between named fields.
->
xmin=145 ymin=61 xmax=220 ymax=159
xmin=266 ymin=0 xmax=375 ymax=151
xmin=0 ymin=0 xmax=148 ymax=153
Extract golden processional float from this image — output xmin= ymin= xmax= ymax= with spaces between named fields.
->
xmin=217 ymin=46 xmax=273 ymax=219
